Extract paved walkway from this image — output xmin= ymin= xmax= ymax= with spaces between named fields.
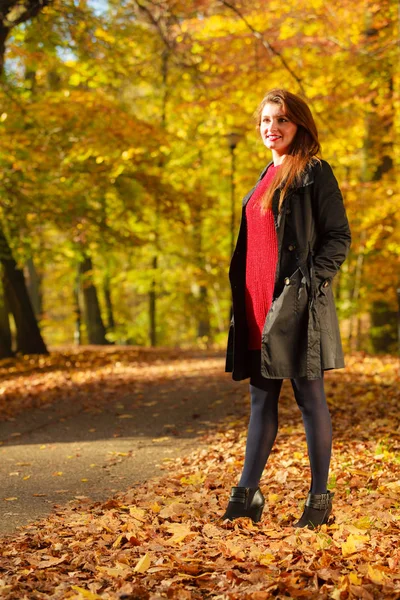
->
xmin=0 ymin=354 xmax=247 ymax=535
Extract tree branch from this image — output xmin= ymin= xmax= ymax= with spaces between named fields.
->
xmin=133 ymin=0 xmax=175 ymax=53
xmin=219 ymin=0 xmax=338 ymax=136
xmin=219 ymin=0 xmax=307 ymax=96
xmin=0 ymin=0 xmax=53 ymax=27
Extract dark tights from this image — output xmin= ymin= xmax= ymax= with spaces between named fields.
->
xmin=238 ymin=355 xmax=332 ymax=494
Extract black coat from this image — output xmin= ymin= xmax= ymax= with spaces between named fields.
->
xmin=225 ymin=159 xmax=351 ymax=381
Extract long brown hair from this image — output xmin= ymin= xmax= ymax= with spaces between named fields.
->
xmin=255 ymin=89 xmax=321 ymax=212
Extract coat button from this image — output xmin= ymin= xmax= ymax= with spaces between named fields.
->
xmin=286 ymin=208 xmax=291 ymax=215
xmin=284 ymin=277 xmax=290 ymax=285
xmin=288 ymin=244 xmax=295 ymax=251
xmin=323 ymin=280 xmax=329 ymax=288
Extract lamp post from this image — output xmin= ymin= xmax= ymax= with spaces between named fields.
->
xmin=225 ymin=132 xmax=242 ymax=257
xmin=397 ymin=287 xmax=400 ymax=362
xmin=225 ymin=132 xmax=243 ymax=323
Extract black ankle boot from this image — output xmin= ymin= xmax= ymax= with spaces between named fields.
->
xmin=293 ymin=491 xmax=334 ymax=529
xmin=221 ymin=486 xmax=265 ymax=523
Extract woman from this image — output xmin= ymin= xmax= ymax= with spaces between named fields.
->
xmin=222 ymin=89 xmax=351 ymax=529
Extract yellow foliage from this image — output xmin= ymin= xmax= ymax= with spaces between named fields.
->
xmin=180 ymin=472 xmax=206 ymax=485
xmin=129 ymin=507 xmax=146 ymax=521
xmin=259 ymin=552 xmax=275 ymax=565
xmin=70 ymin=586 xmax=103 ymax=599
xmin=348 ymin=572 xmax=362 ymax=585
xmin=367 ymin=564 xmax=387 ymax=584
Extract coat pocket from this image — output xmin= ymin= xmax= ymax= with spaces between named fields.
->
xmin=261 ymin=267 xmax=309 ymax=374
xmin=315 ymin=286 xmax=338 ymax=340
xmin=262 ymin=267 xmax=306 ymax=339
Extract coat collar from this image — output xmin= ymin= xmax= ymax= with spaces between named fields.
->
xmin=242 ymin=159 xmax=317 ymax=208
xmin=258 ymin=159 xmax=316 ymax=189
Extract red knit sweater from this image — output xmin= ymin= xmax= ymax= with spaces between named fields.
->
xmin=245 ymin=164 xmax=279 ymax=350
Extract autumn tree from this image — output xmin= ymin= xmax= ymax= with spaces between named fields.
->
xmin=1 ymin=0 xmax=397 ymax=352
xmin=0 ymin=0 xmax=51 ymax=356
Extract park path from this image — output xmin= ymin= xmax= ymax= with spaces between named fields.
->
xmin=1 ymin=351 xmax=399 ymax=599
xmin=0 ymin=351 xmax=248 ymax=536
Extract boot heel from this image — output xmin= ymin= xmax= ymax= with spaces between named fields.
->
xmin=221 ymin=486 xmax=265 ymax=523
xmin=249 ymin=504 xmax=264 ymax=523
xmin=293 ymin=491 xmax=334 ymax=529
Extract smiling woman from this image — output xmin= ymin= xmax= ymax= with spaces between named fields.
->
xmin=255 ymin=89 xmax=322 ymax=215
xmin=221 ymin=88 xmax=351 ymax=530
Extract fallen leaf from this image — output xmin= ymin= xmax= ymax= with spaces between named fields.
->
xmin=133 ymin=553 xmax=151 ymax=573
xmin=367 ymin=564 xmax=386 ymax=584
xmin=202 ymin=523 xmax=222 ymax=538
xmin=129 ymin=507 xmax=146 ymax=521
xmin=29 ymin=554 xmax=68 ymax=568
xmin=349 ymin=572 xmax=362 ymax=585
xmin=180 ymin=472 xmax=206 ymax=485
xmin=112 ymin=534 xmax=126 ymax=548
xmin=97 ymin=563 xmax=131 ymax=578
xmin=268 ymin=493 xmax=281 ymax=504
xmin=341 ymin=534 xmax=369 ymax=557
xmin=158 ymin=502 xmax=187 ymax=519
xmin=150 ymin=502 xmax=161 ymax=513
xmin=164 ymin=523 xmax=194 ymax=544
xmin=70 ymin=587 xmax=102 ymax=600
xmin=259 ymin=552 xmax=275 ymax=565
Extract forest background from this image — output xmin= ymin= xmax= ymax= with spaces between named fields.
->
xmin=1 ymin=0 xmax=399 ymax=359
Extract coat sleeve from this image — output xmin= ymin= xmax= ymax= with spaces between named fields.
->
xmin=312 ymin=160 xmax=351 ymax=290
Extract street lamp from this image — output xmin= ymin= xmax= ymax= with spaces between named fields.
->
xmin=225 ymin=132 xmax=243 ymax=324
xmin=225 ymin=132 xmax=243 ymax=257
xmin=397 ymin=288 xmax=400 ymax=363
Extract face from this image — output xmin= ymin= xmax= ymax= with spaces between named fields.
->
xmin=260 ymin=102 xmax=298 ymax=163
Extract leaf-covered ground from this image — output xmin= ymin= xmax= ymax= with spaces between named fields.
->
xmin=0 ymin=350 xmax=399 ymax=599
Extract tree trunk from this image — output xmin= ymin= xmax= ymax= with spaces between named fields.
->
xmin=192 ymin=203 xmax=211 ymax=342
xmin=0 ymin=276 xmax=13 ymax=358
xmin=103 ymin=273 xmax=115 ymax=331
xmin=348 ymin=232 xmax=365 ymax=353
xmin=191 ymin=148 xmax=211 ymax=343
xmin=73 ymin=269 xmax=82 ymax=345
xmin=370 ymin=300 xmax=397 ymax=353
xmin=79 ymin=255 xmax=108 ymax=345
xmin=210 ymin=284 xmax=225 ymax=334
xmin=0 ymin=10 xmax=50 ymax=357
xmin=0 ymin=229 xmax=48 ymax=354
xmin=0 ymin=24 xmax=9 ymax=76
xmin=149 ymin=254 xmax=157 ymax=347
xmin=0 ymin=2 xmax=53 ymax=76
xmin=148 ymin=49 xmax=169 ymax=347
xmin=197 ymin=284 xmax=211 ymax=340
xmin=25 ymin=257 xmax=43 ymax=319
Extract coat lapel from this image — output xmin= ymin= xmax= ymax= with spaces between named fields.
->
xmin=242 ymin=161 xmax=274 ymax=207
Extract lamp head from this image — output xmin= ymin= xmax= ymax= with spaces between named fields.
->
xmin=225 ymin=131 xmax=243 ymax=150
